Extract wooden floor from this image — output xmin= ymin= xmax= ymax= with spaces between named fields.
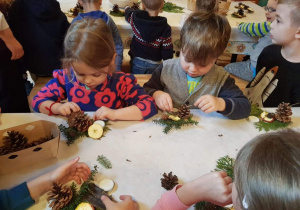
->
xmin=28 ymin=52 xmax=248 ymax=111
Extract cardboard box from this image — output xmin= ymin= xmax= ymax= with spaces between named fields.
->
xmin=0 ymin=120 xmax=59 ymax=174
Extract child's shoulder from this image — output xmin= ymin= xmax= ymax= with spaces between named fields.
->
xmin=112 ymin=72 xmax=137 ymax=83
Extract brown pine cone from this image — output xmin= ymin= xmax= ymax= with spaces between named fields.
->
xmin=0 ymin=146 xmax=12 ymax=156
xmin=275 ymin=102 xmax=292 ymax=123
xmin=3 ymin=131 xmax=28 ymax=152
xmin=178 ymin=104 xmax=191 ymax=119
xmin=47 ymin=182 xmax=73 ymax=210
xmin=161 ymin=172 xmax=178 ymax=190
xmin=68 ymin=111 xmax=93 ymax=132
xmin=112 ymin=4 xmax=120 ymax=13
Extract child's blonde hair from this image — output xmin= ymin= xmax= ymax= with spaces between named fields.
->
xmin=196 ymin=0 xmax=219 ymax=13
xmin=279 ymin=0 xmax=300 ymax=26
xmin=142 ymin=0 xmax=163 ymax=11
xmin=234 ymin=129 xmax=300 ymax=210
xmin=62 ymin=18 xmax=115 ymax=74
xmin=180 ymin=12 xmax=231 ymax=66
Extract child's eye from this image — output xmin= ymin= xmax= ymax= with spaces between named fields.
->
xmin=93 ymin=74 xmax=102 ymax=77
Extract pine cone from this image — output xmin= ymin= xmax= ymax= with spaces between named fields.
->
xmin=161 ymin=113 xmax=169 ymax=120
xmin=131 ymin=2 xmax=140 ymax=10
xmin=47 ymin=182 xmax=73 ymax=210
xmin=68 ymin=111 xmax=93 ymax=132
xmin=178 ymin=104 xmax=191 ymax=119
xmin=3 ymin=131 xmax=28 ymax=152
xmin=0 ymin=146 xmax=12 ymax=156
xmin=237 ymin=8 xmax=244 ymax=15
xmin=161 ymin=172 xmax=178 ymax=190
xmin=275 ymin=102 xmax=292 ymax=123
xmin=112 ymin=4 xmax=120 ymax=13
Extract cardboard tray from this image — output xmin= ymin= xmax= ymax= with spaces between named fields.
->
xmin=0 ymin=120 xmax=60 ymax=174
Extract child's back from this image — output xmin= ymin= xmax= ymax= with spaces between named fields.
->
xmin=125 ymin=0 xmax=173 ymax=74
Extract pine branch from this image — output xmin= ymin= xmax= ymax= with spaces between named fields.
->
xmin=250 ymin=104 xmax=263 ymax=117
xmin=97 ymin=155 xmax=112 ymax=169
xmin=153 ymin=115 xmax=198 ymax=134
xmin=194 ymin=201 xmax=230 ymax=210
xmin=163 ymin=2 xmax=184 ymax=13
xmin=59 ymin=124 xmax=88 ymax=146
xmin=61 ymin=165 xmax=98 ymax=210
xmin=109 ymin=11 xmax=125 ymax=17
xmin=213 ymin=155 xmax=235 ymax=180
xmin=102 ymin=121 xmax=111 ymax=138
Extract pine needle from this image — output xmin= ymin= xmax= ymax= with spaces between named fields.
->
xmin=163 ymin=2 xmax=184 ymax=13
xmin=97 ymin=155 xmax=112 ymax=169
xmin=61 ymin=165 xmax=98 ymax=210
xmin=213 ymin=155 xmax=235 ymax=180
xmin=153 ymin=115 xmax=198 ymax=134
xmin=59 ymin=124 xmax=88 ymax=146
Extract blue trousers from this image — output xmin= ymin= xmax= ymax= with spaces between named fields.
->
xmin=130 ymin=57 xmax=160 ymax=74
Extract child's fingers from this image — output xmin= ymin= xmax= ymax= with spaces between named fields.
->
xmin=166 ymin=96 xmax=173 ymax=111
xmin=223 ymin=176 xmax=233 ymax=185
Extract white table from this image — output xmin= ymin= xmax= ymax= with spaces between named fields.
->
xmin=1 ymin=109 xmax=300 ymax=209
xmin=57 ymin=0 xmax=266 ymax=54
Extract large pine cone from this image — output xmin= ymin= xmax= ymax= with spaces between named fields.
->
xmin=47 ymin=182 xmax=73 ymax=210
xmin=68 ymin=111 xmax=93 ymax=132
xmin=275 ymin=102 xmax=292 ymax=123
xmin=161 ymin=172 xmax=178 ymax=190
xmin=0 ymin=146 xmax=12 ymax=156
xmin=3 ymin=131 xmax=28 ymax=151
xmin=178 ymin=104 xmax=191 ymax=119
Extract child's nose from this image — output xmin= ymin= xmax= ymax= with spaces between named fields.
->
xmin=85 ymin=77 xmax=92 ymax=84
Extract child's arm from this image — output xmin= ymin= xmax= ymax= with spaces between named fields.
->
xmin=124 ymin=7 xmax=135 ymax=23
xmin=152 ymin=171 xmax=232 ymax=210
xmin=38 ymin=101 xmax=81 ymax=116
xmin=238 ymin=22 xmax=271 ymax=37
xmin=31 ymin=70 xmax=71 ymax=114
xmin=101 ymin=195 xmax=138 ymax=210
xmin=217 ymin=76 xmax=251 ymax=120
xmin=143 ymin=65 xmax=174 ymax=111
xmin=107 ymin=16 xmax=124 ymax=71
xmin=161 ymin=26 xmax=173 ymax=60
xmin=94 ymin=105 xmax=143 ymax=121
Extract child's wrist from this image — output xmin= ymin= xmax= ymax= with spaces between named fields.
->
xmin=50 ymin=103 xmax=62 ymax=115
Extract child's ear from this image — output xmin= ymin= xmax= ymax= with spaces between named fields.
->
xmin=141 ymin=3 xmax=146 ymax=10
xmin=160 ymin=1 xmax=164 ymax=10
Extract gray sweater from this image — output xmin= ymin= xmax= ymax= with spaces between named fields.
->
xmin=144 ymin=59 xmax=251 ymax=120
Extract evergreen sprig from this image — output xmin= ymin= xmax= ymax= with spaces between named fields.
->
xmin=213 ymin=155 xmax=235 ymax=180
xmin=163 ymin=2 xmax=184 ymax=13
xmin=97 ymin=155 xmax=112 ymax=169
xmin=59 ymin=124 xmax=88 ymax=146
xmin=153 ymin=115 xmax=198 ymax=134
xmin=249 ymin=104 xmax=291 ymax=132
xmin=61 ymin=165 xmax=98 ymax=210
xmin=109 ymin=11 xmax=125 ymax=17
xmin=194 ymin=201 xmax=231 ymax=210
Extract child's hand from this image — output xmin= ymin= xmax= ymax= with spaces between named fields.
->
xmin=101 ymin=195 xmax=139 ymax=210
xmin=54 ymin=102 xmax=81 ymax=116
xmin=153 ymin=91 xmax=173 ymax=112
xmin=194 ymin=95 xmax=225 ymax=113
xmin=94 ymin=106 xmax=117 ymax=120
xmin=176 ymin=171 xmax=232 ymax=207
xmin=48 ymin=157 xmax=91 ymax=185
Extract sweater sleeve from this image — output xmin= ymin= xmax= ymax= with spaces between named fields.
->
xmin=152 ymin=185 xmax=190 ymax=210
xmin=161 ymin=26 xmax=173 ymax=60
xmin=0 ymin=182 xmax=35 ymax=210
xmin=31 ymin=70 xmax=67 ymax=112
xmin=218 ymin=76 xmax=251 ymax=120
xmin=125 ymin=7 xmax=135 ymax=23
xmin=143 ymin=64 xmax=164 ymax=96
xmin=117 ymin=74 xmax=157 ymax=119
xmin=107 ymin=16 xmax=123 ymax=71
xmin=238 ymin=21 xmax=271 ymax=37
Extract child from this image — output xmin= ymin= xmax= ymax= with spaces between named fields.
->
xmin=224 ymin=0 xmax=278 ymax=81
xmin=247 ymin=0 xmax=300 ymax=107
xmin=72 ymin=0 xmax=123 ymax=71
xmin=32 ymin=19 xmax=157 ymax=121
xmin=147 ymin=129 xmax=300 ymax=210
xmin=0 ymin=157 xmax=91 ymax=210
xmin=143 ymin=12 xmax=251 ymax=120
xmin=125 ymin=0 xmax=173 ymax=74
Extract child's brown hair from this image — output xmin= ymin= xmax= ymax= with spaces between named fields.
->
xmin=196 ymin=0 xmax=219 ymax=13
xmin=142 ymin=0 xmax=163 ymax=11
xmin=62 ymin=18 xmax=115 ymax=74
xmin=79 ymin=0 xmax=100 ymax=4
xmin=234 ymin=129 xmax=300 ymax=210
xmin=279 ymin=0 xmax=300 ymax=26
xmin=180 ymin=12 xmax=231 ymax=66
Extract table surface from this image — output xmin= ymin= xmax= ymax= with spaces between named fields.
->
xmin=1 ymin=109 xmax=300 ymax=210
xmin=58 ymin=0 xmax=266 ymax=42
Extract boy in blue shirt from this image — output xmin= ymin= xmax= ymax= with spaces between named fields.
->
xmin=72 ymin=0 xmax=123 ymax=71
